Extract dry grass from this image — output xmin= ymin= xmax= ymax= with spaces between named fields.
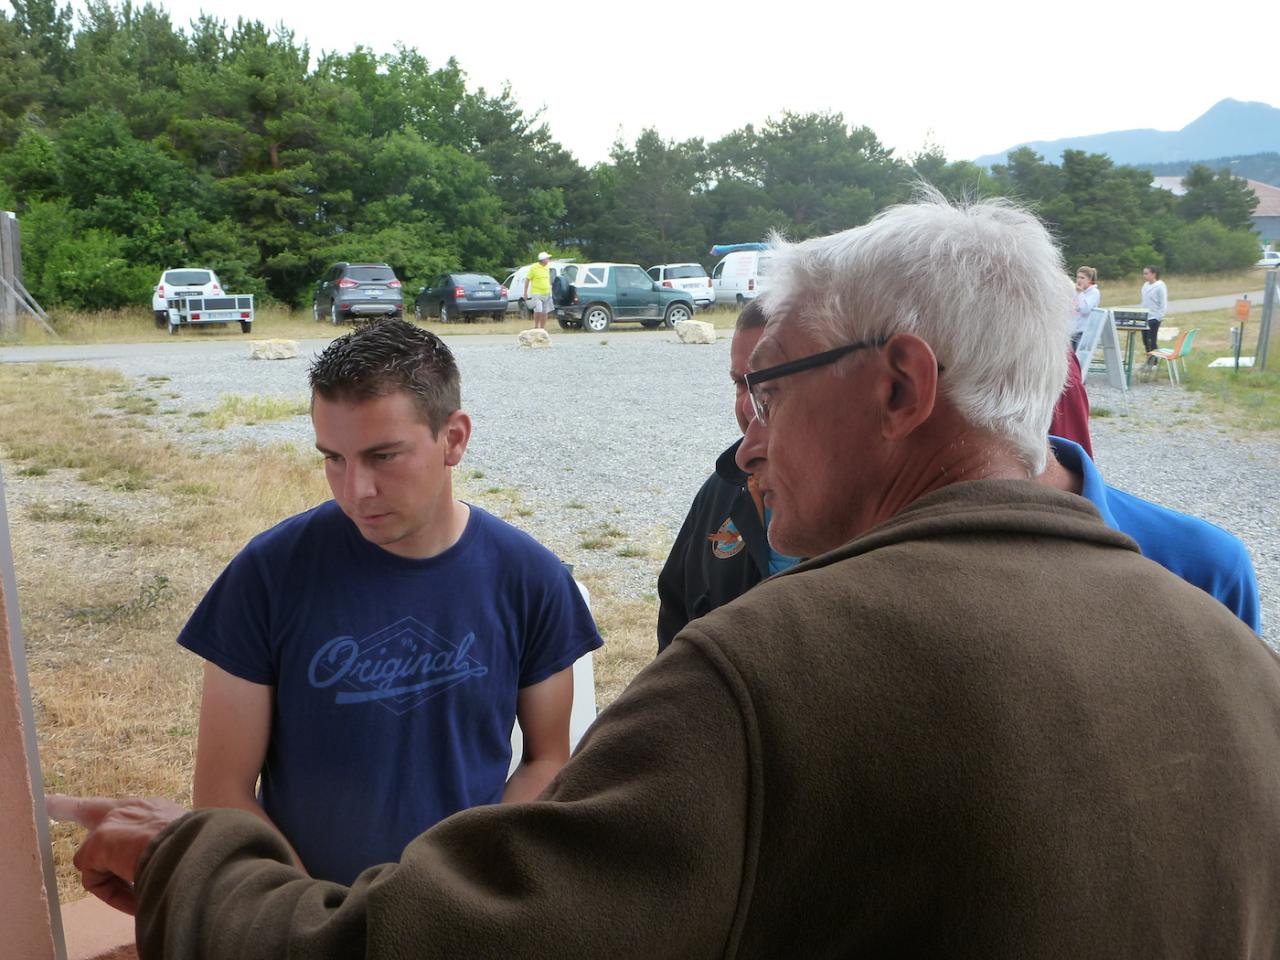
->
xmin=1100 ymin=268 xmax=1265 ymax=306
xmin=4 ymin=303 xmax=746 ymax=345
xmin=0 ymin=362 xmax=660 ymax=899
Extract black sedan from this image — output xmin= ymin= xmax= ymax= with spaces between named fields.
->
xmin=414 ymin=273 xmax=509 ymax=323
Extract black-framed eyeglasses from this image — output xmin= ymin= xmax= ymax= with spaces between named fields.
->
xmin=744 ymin=337 xmax=887 ymax=426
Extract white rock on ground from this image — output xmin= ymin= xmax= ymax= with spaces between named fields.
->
xmin=675 ymin=319 xmax=716 ymax=344
xmin=248 ymin=339 xmax=299 ymax=360
xmin=517 ymin=329 xmax=552 ymax=348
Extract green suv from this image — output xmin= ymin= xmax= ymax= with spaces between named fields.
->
xmin=554 ymin=262 xmax=696 ymax=333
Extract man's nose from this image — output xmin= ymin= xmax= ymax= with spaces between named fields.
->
xmin=736 ymin=416 xmax=767 ymax=474
xmin=344 ymin=462 xmax=376 ymax=501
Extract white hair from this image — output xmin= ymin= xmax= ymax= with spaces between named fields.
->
xmin=758 ymin=189 xmax=1071 ymax=474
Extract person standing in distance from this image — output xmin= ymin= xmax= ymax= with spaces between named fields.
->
xmin=523 ymin=252 xmax=554 ymax=330
xmin=1070 ymin=264 xmax=1100 ymax=349
xmin=1140 ymin=265 xmax=1168 ymax=364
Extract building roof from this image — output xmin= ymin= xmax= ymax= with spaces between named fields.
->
xmin=1151 ymin=175 xmax=1280 ymax=216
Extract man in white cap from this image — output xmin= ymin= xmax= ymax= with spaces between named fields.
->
xmin=523 ymin=252 xmax=553 ymax=330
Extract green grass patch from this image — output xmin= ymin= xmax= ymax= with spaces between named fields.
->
xmin=1135 ymin=307 xmax=1280 ymax=433
xmin=26 ymin=500 xmax=109 ymax=524
xmin=16 ymin=464 xmax=49 ymax=476
xmin=579 ymin=521 xmax=626 ymax=550
xmin=111 ymin=393 xmax=158 ymax=415
xmin=205 ymin=394 xmax=310 ymax=428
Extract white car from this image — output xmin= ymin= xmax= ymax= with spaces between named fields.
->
xmin=152 ymin=268 xmax=223 ymax=327
xmin=1255 ymin=250 xmax=1280 ymax=268
xmin=646 ymin=263 xmax=715 ymax=308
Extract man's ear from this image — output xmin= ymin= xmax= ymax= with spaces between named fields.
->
xmin=878 ymin=333 xmax=940 ymax=441
xmin=442 ymin=410 xmax=472 ymax=466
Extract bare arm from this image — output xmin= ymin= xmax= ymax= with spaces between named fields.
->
xmin=192 ymin=662 xmax=302 ymax=867
xmin=502 ymin=665 xmax=573 ymax=802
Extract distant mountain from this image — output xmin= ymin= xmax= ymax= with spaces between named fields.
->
xmin=973 ymin=99 xmax=1280 ymax=169
xmin=1146 ymin=152 xmax=1280 ymax=188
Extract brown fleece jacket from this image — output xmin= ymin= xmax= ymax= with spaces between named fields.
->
xmin=135 ymin=480 xmax=1280 ymax=959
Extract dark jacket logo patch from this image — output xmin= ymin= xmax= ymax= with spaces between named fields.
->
xmin=708 ymin=519 xmax=746 ymax=559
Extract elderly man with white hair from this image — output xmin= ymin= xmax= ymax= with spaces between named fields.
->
xmin=57 ymin=196 xmax=1280 ymax=959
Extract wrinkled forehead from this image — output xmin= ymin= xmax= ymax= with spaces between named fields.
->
xmin=748 ymin=307 xmax=809 ymax=371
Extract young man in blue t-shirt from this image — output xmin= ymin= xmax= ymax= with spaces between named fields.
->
xmin=180 ymin=319 xmax=602 ymax=884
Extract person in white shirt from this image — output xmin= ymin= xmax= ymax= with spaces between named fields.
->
xmin=1070 ymin=265 xmax=1099 ymax=349
xmin=1140 ymin=265 xmax=1168 ymax=364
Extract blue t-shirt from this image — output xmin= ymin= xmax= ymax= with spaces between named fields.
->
xmin=1050 ymin=437 xmax=1261 ymax=632
xmin=178 ymin=501 xmax=603 ymax=884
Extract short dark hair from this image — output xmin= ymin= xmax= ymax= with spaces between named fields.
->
xmin=735 ymin=299 xmax=768 ymax=334
xmin=1144 ymin=265 xmax=1160 ymax=279
xmin=309 ymin=319 xmax=461 ymax=434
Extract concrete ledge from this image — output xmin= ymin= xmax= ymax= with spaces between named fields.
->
xmin=62 ymin=896 xmax=136 ymax=960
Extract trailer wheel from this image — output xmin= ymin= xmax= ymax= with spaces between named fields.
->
xmin=168 ymin=320 xmax=180 ymax=335
xmin=240 ymin=321 xmax=252 ymax=334
xmin=154 ymin=310 xmax=167 ymax=329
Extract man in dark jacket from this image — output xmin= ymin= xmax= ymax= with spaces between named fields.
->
xmin=656 ymin=303 xmax=798 ymax=653
xmin=56 ymin=195 xmax=1280 ymax=959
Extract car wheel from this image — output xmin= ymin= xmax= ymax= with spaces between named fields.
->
xmin=492 ymin=312 xmax=504 ymax=322
xmin=440 ymin=304 xmax=451 ymax=324
xmin=240 ymin=321 xmax=252 ymax=334
xmin=312 ymin=301 xmax=321 ymax=322
xmin=414 ymin=303 xmax=423 ymax=321
xmin=582 ymin=304 xmax=612 ymax=333
xmin=735 ymin=294 xmax=745 ymax=307
xmin=330 ymin=302 xmax=340 ymax=325
xmin=664 ymin=303 xmax=692 ymax=329
xmin=154 ymin=310 xmax=167 ymax=329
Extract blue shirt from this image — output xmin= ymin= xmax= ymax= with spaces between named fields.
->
xmin=1050 ymin=437 xmax=1261 ymax=632
xmin=178 ymin=502 xmax=602 ymax=884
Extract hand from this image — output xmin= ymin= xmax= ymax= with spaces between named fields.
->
xmin=47 ymin=794 xmax=188 ymax=915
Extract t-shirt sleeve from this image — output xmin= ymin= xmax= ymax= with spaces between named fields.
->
xmin=517 ymin=561 xmax=603 ymax=688
xmin=176 ymin=543 xmax=276 ymax=685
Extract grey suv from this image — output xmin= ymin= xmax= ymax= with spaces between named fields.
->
xmin=313 ymin=262 xmax=404 ymax=324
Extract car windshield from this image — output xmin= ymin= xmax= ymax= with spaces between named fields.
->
xmin=456 ymin=274 xmax=498 ymax=285
xmin=346 ymin=266 xmax=397 ymax=282
xmin=164 ymin=270 xmax=212 ymax=286
xmin=665 ymin=265 xmax=707 ymax=279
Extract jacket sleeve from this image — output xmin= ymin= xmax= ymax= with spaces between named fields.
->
xmin=656 ymin=494 xmax=706 ymax=653
xmin=135 ymin=640 xmax=756 ymax=960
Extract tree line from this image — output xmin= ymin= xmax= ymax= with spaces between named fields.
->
xmin=0 ymin=0 xmax=1264 ymax=311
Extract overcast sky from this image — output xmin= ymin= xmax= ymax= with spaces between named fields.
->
xmin=57 ymin=0 xmax=1280 ymax=166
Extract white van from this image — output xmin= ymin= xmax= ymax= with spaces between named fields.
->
xmin=711 ymin=249 xmax=773 ymax=306
xmin=503 ymin=259 xmax=574 ymax=318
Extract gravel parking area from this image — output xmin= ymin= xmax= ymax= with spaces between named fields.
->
xmin=8 ymin=331 xmax=1276 ymax=648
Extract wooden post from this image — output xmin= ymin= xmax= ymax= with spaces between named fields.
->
xmin=0 ymin=212 xmax=19 ymax=336
xmin=0 ymin=466 xmax=66 ymax=959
